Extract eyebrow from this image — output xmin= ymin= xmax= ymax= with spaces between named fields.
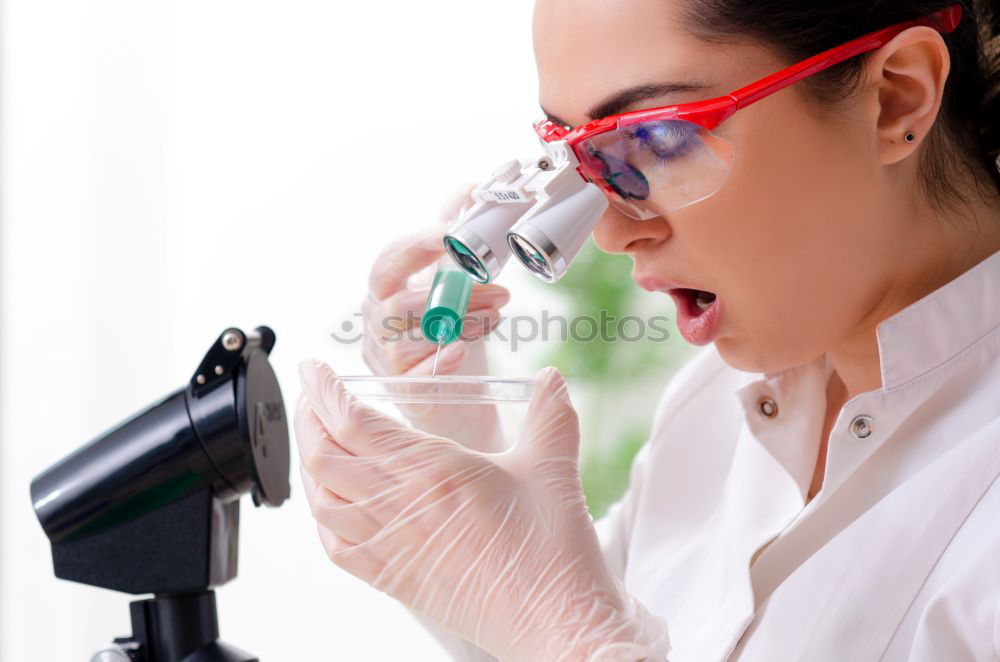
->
xmin=542 ymin=79 xmax=713 ymax=129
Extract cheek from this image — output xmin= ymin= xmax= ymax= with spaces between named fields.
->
xmin=677 ymin=96 xmax=895 ymax=370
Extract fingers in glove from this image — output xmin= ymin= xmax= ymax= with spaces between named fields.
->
xmin=315 ymin=521 xmax=386 ymax=584
xmin=299 ymin=358 xmax=438 ymax=457
xmin=370 ymin=445 xmax=497 ymax=535
xmin=454 ymin=309 xmax=506 ymax=343
xmin=295 ymin=396 xmax=399 ymax=502
xmin=436 ymin=182 xmax=477 ymax=225
xmin=300 ymin=465 xmax=383 ymax=545
xmin=299 ymin=438 xmax=425 ymax=538
xmin=303 ymin=464 xmax=471 ymax=592
xmin=519 ymin=366 xmax=582 ymax=467
xmin=368 ymin=227 xmax=446 ymax=301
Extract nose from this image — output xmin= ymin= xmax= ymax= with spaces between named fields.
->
xmin=592 ymin=205 xmax=671 ymax=255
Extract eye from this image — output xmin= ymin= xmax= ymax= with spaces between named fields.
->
xmin=586 ymin=147 xmax=650 ymax=201
xmin=626 ymin=121 xmax=698 ymax=160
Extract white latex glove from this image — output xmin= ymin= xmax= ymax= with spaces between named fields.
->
xmin=360 ymin=186 xmax=510 ymax=451
xmin=294 ymin=359 xmax=670 ymax=662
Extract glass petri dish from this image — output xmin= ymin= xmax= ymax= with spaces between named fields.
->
xmin=337 ymin=375 xmax=536 ymax=404
xmin=337 ymin=376 xmax=536 ymax=452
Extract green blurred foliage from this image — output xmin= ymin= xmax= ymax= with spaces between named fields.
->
xmin=544 ymin=238 xmax=675 ymax=383
xmin=537 ymin=239 xmax=692 ymax=519
xmin=578 ymin=426 xmax=649 ymax=520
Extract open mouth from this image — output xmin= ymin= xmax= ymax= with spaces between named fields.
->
xmin=671 ymin=288 xmax=718 ymax=316
xmin=634 ymin=274 xmax=723 ymax=345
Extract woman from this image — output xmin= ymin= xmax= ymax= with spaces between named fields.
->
xmin=295 ymin=0 xmax=1000 ymax=659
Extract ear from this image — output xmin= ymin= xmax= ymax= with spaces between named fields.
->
xmin=864 ymin=26 xmax=951 ymax=166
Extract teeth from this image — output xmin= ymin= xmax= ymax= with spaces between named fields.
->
xmin=694 ymin=290 xmax=716 ymax=311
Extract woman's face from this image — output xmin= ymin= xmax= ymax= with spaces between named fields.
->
xmin=534 ymin=0 xmax=906 ymax=373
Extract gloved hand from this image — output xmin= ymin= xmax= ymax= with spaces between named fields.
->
xmin=361 ymin=186 xmax=510 ymax=451
xmin=295 ymin=359 xmax=670 ymax=662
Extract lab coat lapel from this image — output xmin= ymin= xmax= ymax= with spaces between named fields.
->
xmin=731 ymin=416 xmax=1000 ymax=661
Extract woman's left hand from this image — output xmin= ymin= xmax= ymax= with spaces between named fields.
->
xmin=294 ymin=359 xmax=669 ymax=662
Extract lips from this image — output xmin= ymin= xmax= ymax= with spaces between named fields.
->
xmin=634 ymin=274 xmax=723 ymax=345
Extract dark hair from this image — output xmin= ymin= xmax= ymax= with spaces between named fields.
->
xmin=680 ymin=0 xmax=1000 ymax=211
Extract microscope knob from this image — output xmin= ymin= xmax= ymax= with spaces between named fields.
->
xmin=493 ymin=159 xmax=522 ymax=184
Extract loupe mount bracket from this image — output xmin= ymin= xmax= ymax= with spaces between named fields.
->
xmin=464 ymin=138 xmax=587 ymax=222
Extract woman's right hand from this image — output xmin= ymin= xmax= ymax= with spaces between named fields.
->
xmin=360 ymin=191 xmax=511 ymax=451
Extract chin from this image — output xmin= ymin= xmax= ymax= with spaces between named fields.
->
xmin=713 ymin=335 xmax=797 ymax=375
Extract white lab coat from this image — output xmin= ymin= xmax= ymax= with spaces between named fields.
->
xmin=414 ymin=246 xmax=1000 ymax=661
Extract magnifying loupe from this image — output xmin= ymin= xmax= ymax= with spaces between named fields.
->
xmin=443 ymin=147 xmax=608 ymax=284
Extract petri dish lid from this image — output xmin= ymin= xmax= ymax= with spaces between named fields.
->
xmin=337 ymin=375 xmax=536 ymax=405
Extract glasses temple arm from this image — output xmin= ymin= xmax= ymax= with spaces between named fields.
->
xmin=728 ymin=4 xmax=962 ymax=110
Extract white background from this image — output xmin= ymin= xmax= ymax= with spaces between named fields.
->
xmin=0 ymin=1 xmax=557 ymax=659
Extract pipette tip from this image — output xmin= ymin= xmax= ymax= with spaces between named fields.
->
xmin=431 ymin=340 xmax=444 ymax=378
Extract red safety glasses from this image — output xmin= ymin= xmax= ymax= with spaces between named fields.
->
xmin=534 ymin=4 xmax=963 ymax=220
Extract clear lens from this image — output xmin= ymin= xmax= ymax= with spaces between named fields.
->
xmin=508 ymin=234 xmax=553 ymax=281
xmin=444 ymin=237 xmax=490 ymax=283
xmin=576 ymin=118 xmax=734 ymax=220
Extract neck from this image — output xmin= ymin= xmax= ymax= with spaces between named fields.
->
xmin=827 ymin=188 xmax=1000 ymax=401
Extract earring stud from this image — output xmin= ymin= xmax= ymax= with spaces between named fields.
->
xmin=904 ymin=131 xmax=916 ymax=143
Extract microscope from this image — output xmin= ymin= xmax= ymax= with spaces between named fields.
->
xmin=30 ymin=326 xmax=291 ymax=662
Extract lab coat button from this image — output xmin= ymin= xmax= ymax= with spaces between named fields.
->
xmin=757 ymin=397 xmax=778 ymax=418
xmin=850 ymin=415 xmax=874 ymax=439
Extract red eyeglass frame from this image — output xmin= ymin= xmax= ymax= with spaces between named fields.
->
xmin=534 ymin=4 xmax=962 ymax=149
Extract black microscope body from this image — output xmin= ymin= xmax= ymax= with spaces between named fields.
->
xmin=30 ymin=326 xmax=291 ymax=662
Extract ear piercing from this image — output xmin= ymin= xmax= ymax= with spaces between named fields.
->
xmin=904 ymin=130 xmax=916 ymax=143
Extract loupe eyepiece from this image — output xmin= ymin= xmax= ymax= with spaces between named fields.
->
xmin=443 ymin=234 xmax=491 ymax=284
xmin=444 ymin=201 xmax=532 ymax=284
xmin=506 ymin=183 xmax=608 ymax=283
xmin=508 ymin=230 xmax=559 ymax=282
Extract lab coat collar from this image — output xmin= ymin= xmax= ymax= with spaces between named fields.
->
xmin=732 ymin=247 xmax=1000 ymax=502
xmin=733 ymin=357 xmax=829 ymax=502
xmin=876 ymin=247 xmax=1000 ymax=389
xmin=724 ymin=248 xmax=1000 ymax=638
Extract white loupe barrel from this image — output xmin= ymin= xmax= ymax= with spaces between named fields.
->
xmin=444 ymin=201 xmax=532 ymax=284
xmin=506 ymin=183 xmax=609 ymax=282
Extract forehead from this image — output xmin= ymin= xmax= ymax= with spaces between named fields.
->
xmin=533 ymin=0 xmax=767 ymax=125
